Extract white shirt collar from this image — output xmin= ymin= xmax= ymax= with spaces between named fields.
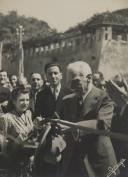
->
xmin=82 ymin=83 xmax=93 ymax=101
xmin=50 ymin=84 xmax=61 ymax=98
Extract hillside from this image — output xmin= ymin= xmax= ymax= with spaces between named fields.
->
xmin=113 ymin=8 xmax=128 ymax=17
xmin=65 ymin=8 xmax=128 ymax=34
xmin=2 ymin=8 xmax=128 ymax=50
xmin=0 ymin=10 xmax=56 ymax=44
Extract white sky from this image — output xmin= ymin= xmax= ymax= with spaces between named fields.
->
xmin=0 ymin=0 xmax=128 ymax=32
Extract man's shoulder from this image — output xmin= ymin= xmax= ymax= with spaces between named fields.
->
xmin=37 ymin=86 xmax=51 ymax=97
xmin=1 ymin=112 xmax=14 ymax=121
xmin=60 ymin=87 xmax=73 ymax=95
xmin=0 ymin=86 xmax=10 ymax=93
xmin=62 ymin=93 xmax=76 ymax=101
xmin=91 ymin=86 xmax=107 ymax=98
xmin=0 ymin=86 xmax=11 ymax=103
xmin=91 ymin=86 xmax=112 ymax=106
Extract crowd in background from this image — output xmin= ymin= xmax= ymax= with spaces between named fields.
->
xmin=0 ymin=63 xmax=128 ymax=177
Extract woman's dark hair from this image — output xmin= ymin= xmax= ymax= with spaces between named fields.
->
xmin=11 ymin=87 xmax=30 ymax=101
xmin=7 ymin=87 xmax=30 ymax=111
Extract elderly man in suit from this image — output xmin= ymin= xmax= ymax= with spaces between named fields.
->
xmin=59 ymin=61 xmax=118 ymax=177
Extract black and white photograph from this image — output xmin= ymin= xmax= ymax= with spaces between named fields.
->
xmin=0 ymin=0 xmax=128 ymax=177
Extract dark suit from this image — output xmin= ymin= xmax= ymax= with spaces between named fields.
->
xmin=35 ymin=85 xmax=71 ymax=118
xmin=0 ymin=86 xmax=10 ymax=102
xmin=0 ymin=86 xmax=11 ymax=113
xmin=34 ymin=86 xmax=71 ymax=177
xmin=59 ymin=86 xmax=118 ymax=177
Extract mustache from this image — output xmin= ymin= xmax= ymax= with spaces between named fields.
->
xmin=71 ymin=80 xmax=81 ymax=89
xmin=71 ymin=79 xmax=90 ymax=90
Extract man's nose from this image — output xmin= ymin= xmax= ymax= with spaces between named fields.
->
xmin=71 ymin=78 xmax=81 ymax=89
xmin=51 ymin=73 xmax=55 ymax=78
xmin=24 ymin=101 xmax=29 ymax=105
xmin=73 ymin=76 xmax=81 ymax=81
xmin=34 ymin=80 xmax=38 ymax=84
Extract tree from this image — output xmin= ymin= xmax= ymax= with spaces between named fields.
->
xmin=0 ymin=10 xmax=57 ymax=45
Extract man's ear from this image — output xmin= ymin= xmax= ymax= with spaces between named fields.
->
xmin=87 ymin=78 xmax=92 ymax=84
xmin=87 ymin=74 xmax=92 ymax=83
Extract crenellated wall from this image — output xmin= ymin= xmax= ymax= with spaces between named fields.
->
xmin=2 ymin=25 xmax=128 ymax=81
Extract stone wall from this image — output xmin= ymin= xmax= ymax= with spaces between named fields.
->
xmin=99 ymin=27 xmax=128 ymax=79
xmin=2 ymin=25 xmax=128 ymax=81
xmin=2 ymin=30 xmax=102 ymax=82
xmin=24 ymin=34 xmax=103 ymax=83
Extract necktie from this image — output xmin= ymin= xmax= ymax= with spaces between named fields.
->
xmin=76 ymin=96 xmax=84 ymax=121
xmin=53 ymin=88 xmax=57 ymax=100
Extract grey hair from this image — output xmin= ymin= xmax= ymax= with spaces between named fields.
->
xmin=66 ymin=61 xmax=92 ymax=87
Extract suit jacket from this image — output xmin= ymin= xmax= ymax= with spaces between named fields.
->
xmin=35 ymin=86 xmax=71 ymax=118
xmin=0 ymin=86 xmax=10 ymax=102
xmin=29 ymin=87 xmax=43 ymax=115
xmin=34 ymin=86 xmax=72 ymax=177
xmin=59 ymin=86 xmax=118 ymax=177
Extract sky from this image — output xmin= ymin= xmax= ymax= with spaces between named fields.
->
xmin=0 ymin=0 xmax=128 ymax=32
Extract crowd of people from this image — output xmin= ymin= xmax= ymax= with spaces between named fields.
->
xmin=0 ymin=61 xmax=127 ymax=177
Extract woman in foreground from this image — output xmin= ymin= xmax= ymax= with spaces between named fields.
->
xmin=0 ymin=87 xmax=34 ymax=176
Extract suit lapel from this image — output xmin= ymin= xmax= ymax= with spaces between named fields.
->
xmin=66 ymin=94 xmax=79 ymax=122
xmin=47 ymin=87 xmax=55 ymax=99
xmin=71 ymin=95 xmax=78 ymax=122
xmin=56 ymin=87 xmax=63 ymax=101
xmin=61 ymin=93 xmax=78 ymax=122
xmin=56 ymin=87 xmax=67 ymax=102
xmin=82 ymin=87 xmax=99 ymax=117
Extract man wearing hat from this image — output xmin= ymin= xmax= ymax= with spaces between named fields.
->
xmin=59 ymin=61 xmax=118 ymax=177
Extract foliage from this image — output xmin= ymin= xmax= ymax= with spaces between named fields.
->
xmin=0 ymin=10 xmax=57 ymax=44
xmin=65 ymin=8 xmax=128 ymax=34
xmin=114 ymin=8 xmax=128 ymax=17
xmin=1 ymin=9 xmax=128 ymax=50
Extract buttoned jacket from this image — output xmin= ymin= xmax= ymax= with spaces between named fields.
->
xmin=35 ymin=86 xmax=71 ymax=118
xmin=59 ymin=86 xmax=118 ymax=177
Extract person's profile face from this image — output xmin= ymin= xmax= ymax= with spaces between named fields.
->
xmin=13 ymin=93 xmax=30 ymax=113
xmin=46 ymin=66 xmax=62 ymax=87
xmin=93 ymin=74 xmax=101 ymax=87
xmin=114 ymin=75 xmax=123 ymax=87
